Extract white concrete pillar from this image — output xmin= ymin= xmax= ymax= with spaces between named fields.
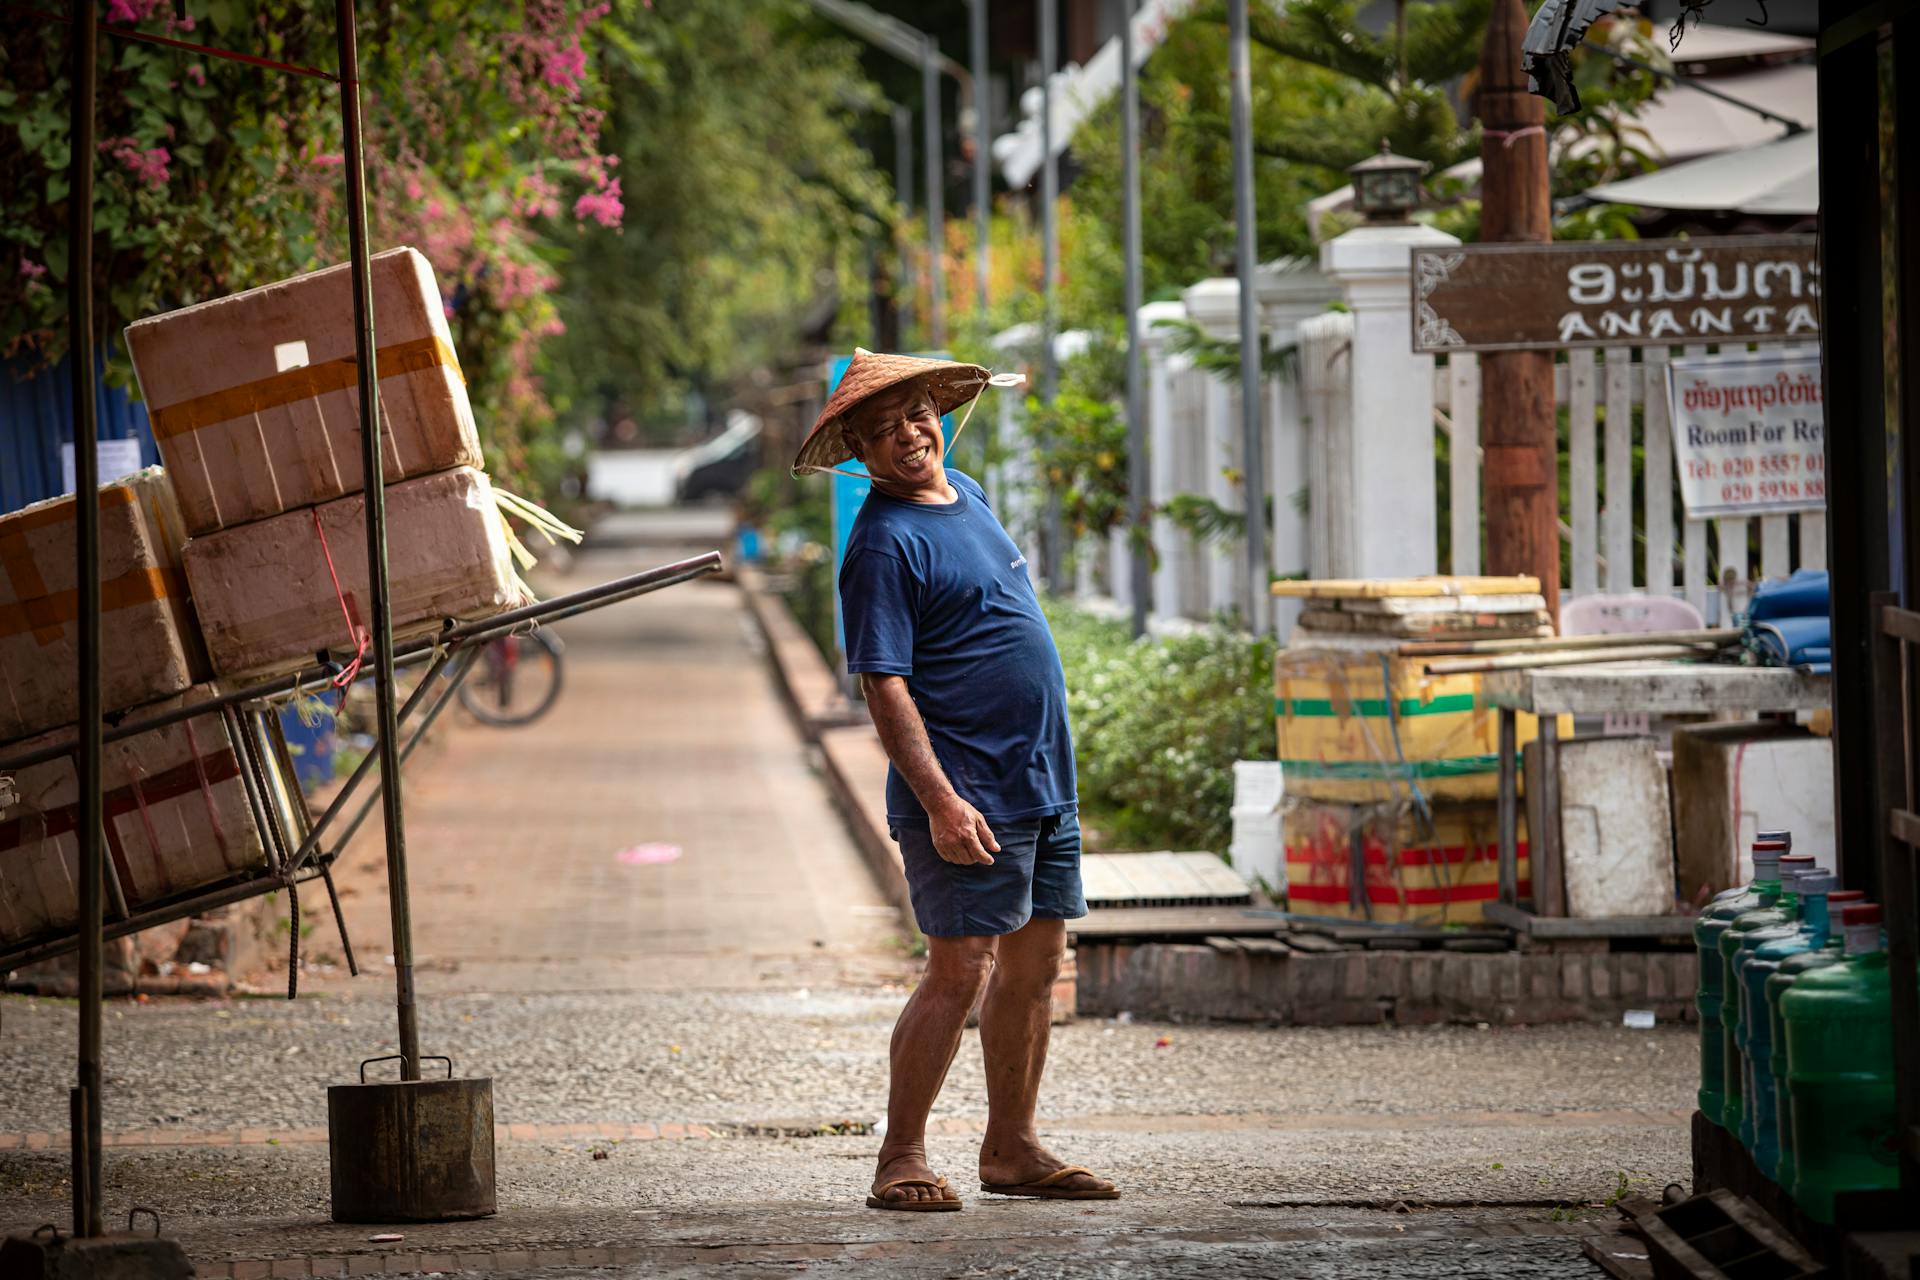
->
xmin=1255 ymin=257 xmax=1338 ymax=641
xmin=1319 ymin=224 xmax=1459 ymax=579
xmin=1140 ymin=301 xmax=1188 ymax=625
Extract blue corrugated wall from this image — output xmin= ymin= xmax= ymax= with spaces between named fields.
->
xmin=1 ymin=344 xmax=159 ymax=516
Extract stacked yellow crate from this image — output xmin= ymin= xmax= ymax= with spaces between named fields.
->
xmin=1272 ymin=576 xmax=1564 ymax=925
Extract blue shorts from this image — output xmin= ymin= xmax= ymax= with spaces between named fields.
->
xmin=891 ymin=808 xmax=1087 ymax=938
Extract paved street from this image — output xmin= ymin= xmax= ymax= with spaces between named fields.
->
xmin=0 ymin=510 xmax=1692 ymax=1276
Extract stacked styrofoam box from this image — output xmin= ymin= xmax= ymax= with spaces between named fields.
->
xmin=0 ymin=468 xmax=209 ymax=740
xmin=126 ymin=247 xmax=521 ymax=680
xmin=0 ymin=687 xmax=283 ymax=948
xmin=126 ymin=247 xmax=484 ymax=536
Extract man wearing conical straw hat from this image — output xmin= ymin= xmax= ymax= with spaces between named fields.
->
xmin=795 ymin=350 xmax=1119 ymax=1212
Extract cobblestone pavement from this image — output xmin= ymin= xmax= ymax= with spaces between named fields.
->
xmin=0 ymin=513 xmax=1686 ymax=1275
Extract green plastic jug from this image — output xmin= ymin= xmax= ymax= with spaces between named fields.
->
xmin=1783 ymin=903 xmax=1898 ymax=1223
xmin=1739 ymin=871 xmax=1835 ymax=1167
xmin=1767 ymin=888 xmax=1863 ymax=1189
xmin=1719 ymin=852 xmax=1811 ymax=1131
xmin=1695 ymin=838 xmax=1786 ymax=1121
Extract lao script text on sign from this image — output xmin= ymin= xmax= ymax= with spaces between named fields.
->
xmin=1411 ymin=235 xmax=1820 ymax=353
xmin=1665 ymin=348 xmax=1825 ymax=520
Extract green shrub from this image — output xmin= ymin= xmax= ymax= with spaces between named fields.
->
xmin=1046 ymin=600 xmax=1276 ymax=854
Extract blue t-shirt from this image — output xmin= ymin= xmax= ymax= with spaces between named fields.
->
xmin=839 ymin=469 xmax=1076 ymax=825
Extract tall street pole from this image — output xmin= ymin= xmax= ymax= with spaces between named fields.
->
xmin=69 ymin=0 xmax=104 ymax=1238
xmin=1121 ymin=0 xmax=1148 ymax=637
xmin=338 ymin=0 xmax=420 ymax=1082
xmin=892 ymin=103 xmax=916 ymax=345
xmin=1039 ymin=0 xmax=1063 ymax=587
xmin=1476 ymin=0 xmax=1559 ymax=622
xmin=970 ymin=0 xmax=991 ymax=323
xmin=922 ymin=41 xmax=947 ymax=349
xmin=1227 ymin=0 xmax=1268 ymax=634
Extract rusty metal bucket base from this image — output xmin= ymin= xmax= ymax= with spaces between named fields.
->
xmin=0 ymin=1231 xmax=192 ymax=1280
xmin=327 ymin=1077 xmax=497 ymax=1223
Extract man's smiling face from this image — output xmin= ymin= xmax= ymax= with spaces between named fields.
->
xmin=847 ymin=381 xmax=946 ymax=496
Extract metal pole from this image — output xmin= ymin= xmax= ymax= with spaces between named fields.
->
xmin=1227 ymin=0 xmax=1268 ymax=635
xmin=1039 ymin=0 xmax=1063 ymax=587
xmin=68 ymin=0 xmax=103 ymax=1239
xmin=336 ymin=0 xmax=419 ymax=1083
xmin=970 ymin=0 xmax=991 ymax=325
xmin=892 ymin=103 xmax=915 ymax=345
xmin=922 ymin=42 xmax=946 ymax=348
xmin=1120 ymin=0 xmax=1148 ymax=638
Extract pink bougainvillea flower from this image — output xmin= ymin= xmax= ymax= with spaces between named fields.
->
xmin=185 ymin=64 xmax=206 ymax=86
xmin=573 ymin=178 xmax=623 ymax=228
xmin=105 ymin=0 xmax=162 ymax=23
xmin=19 ymin=258 xmax=48 ymax=279
xmin=312 ymin=152 xmax=344 ymax=167
xmin=110 ymin=143 xmax=171 ymax=188
xmin=542 ymin=40 xmax=587 ymax=92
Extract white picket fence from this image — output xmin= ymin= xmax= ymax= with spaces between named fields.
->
xmin=1430 ymin=343 xmax=1826 ymax=621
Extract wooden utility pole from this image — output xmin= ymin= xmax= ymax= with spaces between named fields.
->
xmin=1475 ymin=0 xmax=1559 ymax=621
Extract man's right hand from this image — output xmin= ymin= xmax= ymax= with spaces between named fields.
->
xmin=930 ymin=796 xmax=1000 ymax=866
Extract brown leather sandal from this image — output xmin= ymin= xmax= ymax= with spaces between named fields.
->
xmin=867 ymin=1175 xmax=963 ymax=1211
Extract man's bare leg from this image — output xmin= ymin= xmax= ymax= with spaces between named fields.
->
xmin=976 ymin=918 xmax=1115 ymax=1194
xmin=872 ymin=935 xmax=996 ymax=1205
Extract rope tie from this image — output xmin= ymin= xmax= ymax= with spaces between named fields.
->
xmin=311 ymin=509 xmax=369 ymax=695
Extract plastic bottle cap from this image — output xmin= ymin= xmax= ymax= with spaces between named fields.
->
xmin=1796 ymin=874 xmax=1838 ymax=895
xmin=1779 ymin=854 xmax=1815 ymax=869
xmin=1753 ymin=839 xmax=1789 ymax=852
xmin=1827 ymin=890 xmax=1866 ymax=905
xmin=1842 ymin=903 xmax=1882 ymax=926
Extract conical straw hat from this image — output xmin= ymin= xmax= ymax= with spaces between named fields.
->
xmin=794 ymin=349 xmax=991 ymax=474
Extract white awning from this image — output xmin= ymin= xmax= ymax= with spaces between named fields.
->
xmin=1586 ymin=128 xmax=1818 ymax=216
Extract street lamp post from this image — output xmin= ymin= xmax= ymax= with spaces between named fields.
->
xmin=892 ymin=103 xmax=915 ymax=343
xmin=922 ymin=43 xmax=946 ymax=347
xmin=1227 ymin=0 xmax=1267 ymax=634
xmin=971 ymin=0 xmax=991 ymax=322
xmin=1039 ymin=0 xmax=1063 ymax=588
xmin=1121 ymin=0 xmax=1148 ymax=637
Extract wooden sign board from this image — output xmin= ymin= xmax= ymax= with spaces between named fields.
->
xmin=1411 ymin=235 xmax=1821 ymax=354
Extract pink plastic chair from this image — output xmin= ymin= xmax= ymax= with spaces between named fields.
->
xmin=1558 ymin=594 xmax=1707 ymax=736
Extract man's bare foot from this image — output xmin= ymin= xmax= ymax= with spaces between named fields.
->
xmin=872 ymin=1145 xmax=962 ymax=1206
xmin=978 ymin=1138 xmax=1117 ymax=1195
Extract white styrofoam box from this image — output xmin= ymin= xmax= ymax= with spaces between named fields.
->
xmin=1228 ymin=760 xmax=1285 ymax=887
xmin=1232 ymin=759 xmax=1285 ymax=811
xmin=183 ymin=466 xmax=523 ymax=680
xmin=1672 ymin=723 xmax=1834 ymax=902
xmin=1556 ymin=737 xmax=1676 ymax=918
xmin=126 ymin=247 xmax=484 ymax=535
xmin=0 ymin=684 xmax=281 ymax=948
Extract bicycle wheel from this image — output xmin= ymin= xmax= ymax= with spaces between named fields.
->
xmin=457 ymin=630 xmax=565 ymax=727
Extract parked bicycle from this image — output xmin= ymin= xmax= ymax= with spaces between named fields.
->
xmin=457 ymin=630 xmax=566 ymax=727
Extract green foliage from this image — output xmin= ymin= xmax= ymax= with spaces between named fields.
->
xmin=546 ymin=0 xmax=892 ymax=435
xmin=1047 ymin=599 xmax=1277 ymax=854
xmin=1017 ymin=330 xmax=1132 ymax=544
xmin=1 ymin=1 xmax=620 ymax=505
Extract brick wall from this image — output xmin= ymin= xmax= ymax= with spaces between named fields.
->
xmin=1074 ymin=941 xmax=1698 ymax=1026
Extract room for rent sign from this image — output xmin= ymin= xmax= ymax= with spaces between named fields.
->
xmin=1665 ymin=349 xmax=1825 ymax=519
